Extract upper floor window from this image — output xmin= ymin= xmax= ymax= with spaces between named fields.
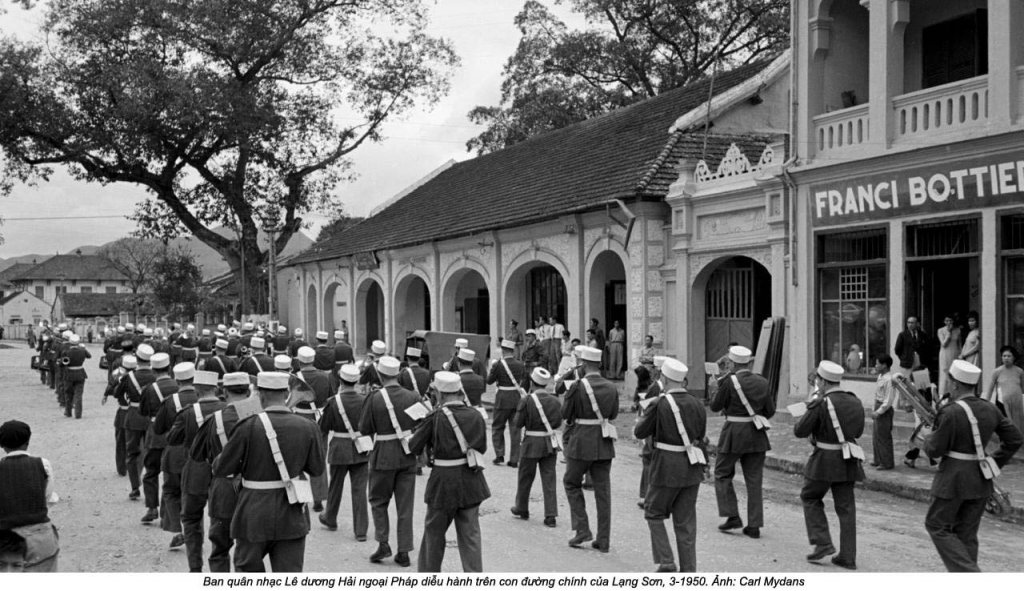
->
xmin=106 ymin=286 xmax=117 ymax=294
xmin=80 ymin=286 xmax=92 ymax=294
xmin=921 ymin=9 xmax=988 ymax=89
xmin=35 ymin=286 xmax=44 ymax=299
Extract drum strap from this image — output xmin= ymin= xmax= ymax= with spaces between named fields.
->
xmin=664 ymin=391 xmax=706 ymax=465
xmin=826 ymin=397 xmax=864 ymax=461
xmin=955 ymin=400 xmax=1001 ymax=480
xmin=730 ymin=374 xmax=770 ymax=430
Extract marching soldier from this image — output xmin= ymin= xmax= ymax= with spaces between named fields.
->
xmin=169 ymin=323 xmax=183 ymax=365
xmin=795 ymin=360 xmax=865 ymax=570
xmin=486 ymin=339 xmax=526 ymax=466
xmin=520 ymin=330 xmax=547 ymax=376
xmin=122 ymin=344 xmax=156 ymax=502
xmin=711 ymin=345 xmax=774 ymax=538
xmin=288 ymin=328 xmax=307 ymax=358
xmin=169 ymin=370 xmax=225 ymax=572
xmin=103 ymin=350 xmax=136 ymax=477
xmin=562 ymin=345 xmax=616 ymax=553
xmin=211 ymin=371 xmax=325 ymax=572
xmin=190 ymin=372 xmax=252 ymax=572
xmin=333 ymin=330 xmax=355 ymax=365
xmin=398 ymin=348 xmax=431 ymax=404
xmin=511 ymin=367 xmax=561 ymax=527
xmin=358 ymin=356 xmax=421 ymax=567
xmin=225 ymin=328 xmax=241 ymax=360
xmin=138 ymin=352 xmax=178 ymax=524
xmin=292 ymin=348 xmax=330 ymax=512
xmin=62 ymin=334 xmax=92 ymax=419
xmin=634 ymin=359 xmax=706 ymax=572
xmin=238 ymin=322 xmax=256 ymax=351
xmin=202 ymin=338 xmax=237 ymax=381
xmin=409 ymin=371 xmax=490 ymax=573
xmin=239 ymin=337 xmax=274 ymax=376
xmin=153 ymin=362 xmax=201 ymax=549
xmin=923 ymin=360 xmax=1022 ymax=571
xmin=447 ymin=338 xmax=485 ymax=377
xmin=317 ymin=364 xmax=370 ymax=539
xmin=457 ymin=350 xmax=486 ymax=408
xmin=637 ymin=356 xmax=668 ymax=508
xmin=272 ymin=326 xmax=290 ymax=357
xmin=196 ymin=329 xmax=214 ymax=364
xmin=312 ymin=331 xmax=335 ymax=371
xmin=359 ymin=340 xmax=387 ymax=389
xmin=179 ymin=325 xmax=199 ymax=364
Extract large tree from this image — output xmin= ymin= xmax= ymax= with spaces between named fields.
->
xmin=96 ymin=237 xmax=167 ymax=295
xmin=0 ymin=0 xmax=459 ymax=313
xmin=467 ymin=0 xmax=788 ymax=154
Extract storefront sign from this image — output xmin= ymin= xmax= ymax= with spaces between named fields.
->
xmin=354 ymin=252 xmax=379 ymax=270
xmin=810 ymin=150 xmax=1024 ymax=226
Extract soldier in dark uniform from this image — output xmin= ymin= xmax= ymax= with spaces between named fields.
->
xmin=52 ymin=330 xmax=68 ymax=406
xmin=456 ymin=350 xmax=486 ymax=408
xmin=103 ymin=350 xmax=136 ymax=477
xmin=169 ymin=323 xmax=183 ymax=365
xmin=520 ymin=330 xmax=547 ymax=376
xmin=153 ymin=362 xmax=200 ymax=549
xmin=122 ymin=344 xmax=156 ymax=502
xmin=711 ymin=345 xmax=775 ymax=538
xmin=409 ymin=371 xmax=490 ymax=572
xmin=62 ymin=334 xmax=92 ymax=419
xmin=238 ymin=322 xmax=255 ymax=352
xmin=637 ymin=356 xmax=667 ymax=508
xmin=634 ymin=359 xmax=706 ymax=572
xmin=292 ymin=348 xmax=330 ymax=511
xmin=398 ymin=347 xmax=431 ymax=403
xmin=487 ymin=339 xmax=526 ymax=466
xmin=212 ymin=371 xmax=325 ymax=572
xmin=169 ymin=370 xmax=225 ymax=572
xmin=795 ymin=360 xmax=866 ymax=569
xmin=179 ymin=325 xmax=200 ymax=364
xmin=511 ymin=368 xmax=562 ymax=527
xmin=923 ymin=360 xmax=1022 ymax=572
xmin=562 ymin=345 xmax=617 ymax=552
xmin=358 ymin=356 xmax=421 ymax=567
xmin=138 ymin=351 xmax=178 ymax=523
xmin=191 ymin=372 xmax=252 ymax=572
xmin=239 ymin=337 xmax=274 ymax=376
xmin=333 ymin=330 xmax=355 ymax=365
xmin=359 ymin=341 xmax=387 ymax=389
xmin=202 ymin=339 xmax=237 ymax=382
xmin=197 ymin=329 xmax=214 ymax=364
xmin=225 ymin=328 xmax=241 ymax=360
xmin=318 ymin=364 xmax=369 ymax=539
xmin=104 ymin=328 xmax=124 ymax=379
xmin=272 ymin=326 xmax=290 ymax=357
xmin=311 ymin=331 xmax=335 ymax=371
xmin=287 ymin=328 xmax=307 ymax=358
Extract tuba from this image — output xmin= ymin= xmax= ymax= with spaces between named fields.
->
xmin=891 ymin=374 xmax=937 ymax=448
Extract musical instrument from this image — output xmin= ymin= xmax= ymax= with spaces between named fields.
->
xmin=61 ymin=356 xmax=71 ymax=366
xmin=986 ymin=482 xmax=1012 ymax=516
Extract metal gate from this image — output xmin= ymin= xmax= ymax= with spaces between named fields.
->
xmin=706 ymin=266 xmax=755 ymax=363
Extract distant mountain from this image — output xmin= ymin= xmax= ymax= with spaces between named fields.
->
xmin=165 ymin=228 xmax=314 ymax=279
xmin=0 ymin=246 xmax=99 ymax=272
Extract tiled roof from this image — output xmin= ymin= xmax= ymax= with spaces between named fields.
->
xmin=57 ymin=293 xmax=153 ymax=317
xmin=0 ymin=263 xmax=35 ymax=284
xmin=288 ymin=58 xmax=779 ymax=265
xmin=14 ymin=254 xmax=128 ymax=282
xmin=0 ymin=291 xmax=27 ymax=306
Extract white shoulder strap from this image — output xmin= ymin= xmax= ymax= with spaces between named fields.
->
xmin=440 ymin=407 xmax=470 ymax=454
xmin=501 ymin=359 xmax=527 ymax=397
xmin=580 ymin=378 xmax=605 ymax=421
xmin=405 ymin=367 xmax=421 ymax=396
xmin=955 ymin=401 xmax=989 ymax=460
xmin=730 ymin=374 xmax=771 ymax=430
xmin=129 ymin=371 xmax=142 ymax=395
xmin=826 ymin=397 xmax=864 ymax=460
xmin=214 ymin=410 xmax=227 ymax=447
xmin=193 ymin=402 xmax=206 ymax=427
xmin=664 ymin=393 xmax=706 ymax=465
xmin=530 ymin=392 xmax=556 ymax=435
xmin=333 ymin=393 xmax=360 ymax=436
xmin=172 ymin=393 xmax=183 ymax=414
xmin=257 ymin=412 xmax=292 ymax=483
xmin=379 ymin=388 xmax=411 ymax=454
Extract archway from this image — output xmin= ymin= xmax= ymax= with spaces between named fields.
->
xmin=355 ymin=280 xmax=385 ymax=353
xmin=305 ymin=284 xmax=318 ymax=338
xmin=394 ymin=274 xmax=431 ymax=341
xmin=504 ymin=261 xmax=567 ymax=339
xmin=323 ymin=281 xmax=344 ymax=334
xmin=699 ymin=256 xmax=772 ymax=364
xmin=442 ymin=268 xmax=488 ymax=334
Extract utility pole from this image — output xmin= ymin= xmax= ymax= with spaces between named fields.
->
xmin=265 ymin=225 xmax=279 ymax=321
xmin=239 ymin=241 xmax=247 ymax=320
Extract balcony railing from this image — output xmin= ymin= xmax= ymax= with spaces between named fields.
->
xmin=893 ymin=75 xmax=988 ymax=143
xmin=812 ymin=104 xmax=870 ymax=158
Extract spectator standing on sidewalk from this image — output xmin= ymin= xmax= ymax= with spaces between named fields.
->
xmin=870 ymin=354 xmax=897 ymax=470
xmin=0 ymin=420 xmax=60 ymax=572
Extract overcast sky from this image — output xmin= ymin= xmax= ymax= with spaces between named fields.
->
xmin=0 ymin=1 xmax=582 ymax=257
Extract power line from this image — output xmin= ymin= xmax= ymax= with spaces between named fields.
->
xmin=3 ymin=215 xmax=129 ymax=221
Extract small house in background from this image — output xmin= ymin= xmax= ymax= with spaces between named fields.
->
xmin=53 ymin=292 xmax=156 ymax=337
xmin=0 ymin=290 xmax=50 ymax=339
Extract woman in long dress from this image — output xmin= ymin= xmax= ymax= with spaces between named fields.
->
xmin=960 ymin=311 xmax=980 ymax=365
xmin=986 ymin=347 xmax=1024 ymax=434
xmin=937 ymin=314 xmax=961 ymax=397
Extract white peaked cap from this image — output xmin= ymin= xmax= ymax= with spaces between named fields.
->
xmin=334 ymin=330 xmax=344 ymax=339
xmin=377 ymin=356 xmax=401 ymax=377
xmin=274 ymin=355 xmax=292 ymax=370
xmin=371 ymin=340 xmax=387 ymax=355
xmin=250 ymin=337 xmax=266 ymax=349
xmin=201 ymin=328 xmax=211 ymax=336
xmin=339 ymin=364 xmax=361 ymax=383
xmin=174 ymin=362 xmax=196 ymax=380
xmin=816 ymin=360 xmax=845 ymax=382
xmin=661 ymin=358 xmax=689 ymax=382
xmin=125 ymin=323 xmax=135 ymax=330
xmin=215 ymin=338 xmax=229 ymax=350
xmin=406 ymin=347 xmax=421 ymax=358
xmin=136 ymin=344 xmax=155 ymax=361
xmin=121 ymin=355 xmax=138 ymax=370
xmin=243 ymin=322 xmax=254 ymax=331
xmin=434 ymin=371 xmax=462 ymax=393
xmin=653 ymin=355 xmax=668 ymax=368
xmin=501 ymin=339 xmax=516 ymax=350
xmin=143 ymin=328 xmax=154 ymax=336
xmin=278 ymin=326 xmax=288 ymax=334
xmin=316 ymin=331 xmax=328 ymax=340
xmin=223 ymin=372 xmax=251 ymax=387
xmin=186 ymin=324 xmax=195 ymax=331
xmin=457 ymin=348 xmax=476 ymax=362
xmin=950 ymin=359 xmax=982 ymax=385
xmin=152 ymin=353 xmax=172 ymax=370
xmin=257 ymin=371 xmax=289 ymax=390
xmin=525 ymin=329 xmax=537 ymax=336
xmin=297 ymin=346 xmax=315 ymax=364
xmin=228 ymin=328 xmax=238 ymax=336
xmin=217 ymin=324 xmax=227 ymax=332
xmin=69 ymin=334 xmax=80 ymax=344
xmin=531 ymin=367 xmax=552 ymax=386
xmin=578 ymin=346 xmax=602 ymax=363
xmin=194 ymin=371 xmax=218 ymax=386
xmin=294 ymin=328 xmax=303 ymax=336
xmin=728 ymin=346 xmax=753 ymax=364
xmin=454 ymin=338 xmax=469 ymax=348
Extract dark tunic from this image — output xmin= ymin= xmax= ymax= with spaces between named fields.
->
xmin=634 ymin=389 xmax=707 ymax=488
xmin=358 ymin=384 xmax=420 ymax=471
xmin=319 ymin=391 xmax=370 ymax=466
xmin=154 ymin=386 xmax=198 ymax=474
xmin=487 ymin=357 xmax=526 ymax=409
xmin=459 ymin=370 xmax=487 ymax=407
xmin=169 ymin=397 xmax=227 ymax=495
xmin=793 ymin=390 xmax=866 ymax=482
xmin=710 ymin=369 xmax=775 ymax=454
xmin=513 ymin=389 xmax=563 ymax=459
xmin=563 ymin=373 xmax=618 ymax=461
xmin=409 ymin=402 xmax=490 ymax=510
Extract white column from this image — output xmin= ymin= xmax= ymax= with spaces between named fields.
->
xmin=888 ymin=219 xmax=905 ymax=361
xmin=988 ymin=0 xmax=1015 ymax=128
xmin=981 ymin=208 xmax=998 ymax=382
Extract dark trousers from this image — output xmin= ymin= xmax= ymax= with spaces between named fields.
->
xmin=872 ymin=404 xmax=895 ymax=469
xmin=417 ymin=504 xmax=482 ymax=573
xmin=368 ymin=465 xmax=416 ymax=552
xmin=925 ymin=496 xmax=987 ymax=572
xmin=208 ymin=516 xmax=233 ymax=572
xmin=311 ymin=435 xmax=328 ymax=503
xmin=490 ymin=408 xmax=521 ymax=462
xmin=639 ymin=454 xmax=651 ymax=498
xmin=645 ymin=484 xmax=700 ymax=572
xmin=515 ymin=454 xmax=558 ymax=517
xmin=714 ymin=451 xmax=765 ymax=527
xmin=125 ymin=429 xmax=146 ymax=493
xmin=563 ymin=458 xmax=612 ymax=545
xmin=160 ymin=470 xmax=183 ymax=533
xmin=801 ymin=478 xmax=856 ymax=562
xmin=64 ymin=380 xmax=84 ymax=418
xmin=114 ymin=426 xmax=127 ymax=476
xmin=182 ymin=492 xmax=208 ymax=571
xmin=142 ymin=447 xmax=164 ymax=508
xmin=323 ymin=463 xmax=369 ymax=537
xmin=233 ymin=537 xmax=306 ymax=572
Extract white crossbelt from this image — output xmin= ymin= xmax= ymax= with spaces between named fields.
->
xmin=945 ymin=450 xmax=977 ymax=461
xmin=575 ymin=418 xmax=603 ymax=425
xmin=329 ymin=431 xmax=357 ymax=439
xmin=128 ymin=402 xmax=140 ymax=408
xmin=118 ymin=405 xmax=129 ymax=410
xmin=433 ymin=458 xmax=468 ymax=467
xmin=66 ymin=366 xmax=83 ymax=370
xmin=524 ymin=430 xmax=550 ymax=437
xmin=815 ymin=442 xmax=843 ymax=451
xmin=725 ymin=416 xmax=754 ymax=423
xmin=241 ymin=478 xmax=288 ymax=490
xmin=497 ymin=386 xmax=520 ymax=390
xmin=374 ymin=433 xmax=400 ymax=441
xmin=655 ymin=442 xmax=697 ymax=453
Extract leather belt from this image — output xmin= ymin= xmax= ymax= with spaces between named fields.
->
xmin=655 ymin=442 xmax=693 ymax=453
xmin=524 ymin=430 xmax=552 ymax=437
xmin=241 ymin=479 xmax=288 ymax=490
xmin=128 ymin=402 xmax=141 ymax=408
xmin=118 ymin=405 xmax=130 ymax=410
xmin=433 ymin=458 xmax=468 ymax=467
xmin=66 ymin=366 xmax=83 ymax=370
xmin=374 ymin=433 xmax=401 ymax=441
xmin=328 ymin=431 xmax=358 ymax=439
xmin=815 ymin=442 xmax=843 ymax=451
xmin=182 ymin=347 xmax=198 ymax=352
xmin=498 ymin=386 xmax=519 ymax=390
xmin=945 ymin=451 xmax=978 ymax=461
xmin=575 ymin=418 xmax=603 ymax=425
xmin=725 ymin=416 xmax=754 ymax=423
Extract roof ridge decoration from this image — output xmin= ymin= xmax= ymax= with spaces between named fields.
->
xmin=694 ymin=143 xmax=776 ymax=184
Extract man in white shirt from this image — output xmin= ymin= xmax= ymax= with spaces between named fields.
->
xmin=870 ymin=354 xmax=897 ymax=470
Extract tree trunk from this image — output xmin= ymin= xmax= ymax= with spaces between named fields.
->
xmin=223 ymin=236 xmax=268 ymax=317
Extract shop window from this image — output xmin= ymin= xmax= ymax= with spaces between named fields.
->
xmin=1003 ymin=214 xmax=1024 ymax=367
xmin=922 ymin=10 xmax=988 ymax=89
xmin=907 ymin=219 xmax=979 ymax=257
xmin=818 ymin=229 xmax=888 ymax=376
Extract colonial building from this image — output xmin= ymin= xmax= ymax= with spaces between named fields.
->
xmin=0 ymin=290 xmax=49 ymax=327
xmin=8 ymin=252 xmax=131 ymax=305
xmin=279 ymin=53 xmax=792 ymax=393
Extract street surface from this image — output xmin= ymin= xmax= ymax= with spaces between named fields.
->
xmin=1 ymin=340 xmax=1022 ymax=573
